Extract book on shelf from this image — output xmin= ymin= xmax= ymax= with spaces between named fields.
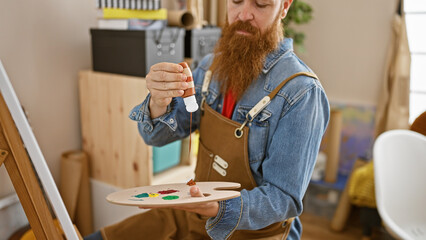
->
xmin=97 ymin=8 xmax=167 ymax=20
xmin=97 ymin=19 xmax=167 ymax=30
xmin=96 ymin=0 xmax=161 ymax=10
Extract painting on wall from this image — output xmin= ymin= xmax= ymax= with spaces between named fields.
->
xmin=320 ymin=103 xmax=376 ymax=176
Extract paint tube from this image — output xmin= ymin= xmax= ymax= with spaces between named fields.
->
xmin=179 ymin=62 xmax=198 ymax=112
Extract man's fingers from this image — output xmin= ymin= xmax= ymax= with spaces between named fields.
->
xmin=150 ymin=89 xmax=184 ymax=99
xmin=150 ymin=62 xmax=184 ymax=73
xmin=173 ymin=202 xmax=212 ymax=210
xmin=149 ymin=71 xmax=187 ymax=82
xmin=149 ymin=81 xmax=188 ymax=91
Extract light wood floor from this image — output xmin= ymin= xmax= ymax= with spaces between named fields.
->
xmin=300 ymin=212 xmax=364 ymax=240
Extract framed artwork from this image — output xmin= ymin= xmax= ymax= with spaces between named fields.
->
xmin=321 ymin=102 xmax=376 ymax=175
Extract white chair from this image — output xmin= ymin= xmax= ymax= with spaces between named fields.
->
xmin=374 ymin=130 xmax=426 ymax=240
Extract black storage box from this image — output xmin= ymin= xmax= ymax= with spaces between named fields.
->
xmin=91 ymin=27 xmax=185 ymax=77
xmin=185 ymin=27 xmax=221 ymax=69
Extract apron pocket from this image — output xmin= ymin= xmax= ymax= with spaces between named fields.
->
xmin=194 ymin=140 xmax=214 ymax=181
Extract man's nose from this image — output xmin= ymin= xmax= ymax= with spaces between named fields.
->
xmin=238 ymin=2 xmax=255 ymax=21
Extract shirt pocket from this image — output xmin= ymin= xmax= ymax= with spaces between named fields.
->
xmin=196 ymin=86 xmax=219 ymax=108
xmin=206 ymin=87 xmax=219 ymax=105
xmin=236 ymin=106 xmax=272 ymax=162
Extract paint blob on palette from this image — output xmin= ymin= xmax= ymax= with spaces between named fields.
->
xmin=106 ymin=182 xmax=241 ymax=207
xmin=130 ymin=190 xmax=179 ymax=201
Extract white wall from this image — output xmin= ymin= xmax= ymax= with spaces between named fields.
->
xmin=0 ymin=0 xmax=97 ymax=237
xmin=295 ymin=0 xmax=399 ymax=106
xmin=0 ymin=1 xmax=97 ymax=189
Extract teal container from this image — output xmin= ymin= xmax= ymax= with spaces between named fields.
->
xmin=153 ymin=140 xmax=182 ymax=173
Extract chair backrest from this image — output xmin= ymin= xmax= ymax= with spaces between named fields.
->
xmin=374 ymin=130 xmax=426 ymax=239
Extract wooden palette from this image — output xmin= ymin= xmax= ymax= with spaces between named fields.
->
xmin=106 ymin=181 xmax=241 ymax=207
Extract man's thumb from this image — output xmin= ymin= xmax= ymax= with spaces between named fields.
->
xmin=190 ymin=186 xmax=204 ymax=197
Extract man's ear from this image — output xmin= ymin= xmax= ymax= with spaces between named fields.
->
xmin=281 ymin=0 xmax=293 ymax=19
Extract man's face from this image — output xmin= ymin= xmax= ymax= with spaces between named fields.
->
xmin=227 ymin=0 xmax=286 ymax=36
xmin=210 ymin=0 xmax=292 ymax=100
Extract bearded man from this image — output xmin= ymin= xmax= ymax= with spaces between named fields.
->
xmin=85 ymin=0 xmax=329 ymax=240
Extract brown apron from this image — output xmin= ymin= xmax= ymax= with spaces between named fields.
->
xmin=102 ymin=72 xmax=317 ymax=240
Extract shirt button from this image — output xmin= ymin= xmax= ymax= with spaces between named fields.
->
xmin=218 ymin=104 xmax=222 ymax=108
xmin=169 ymin=119 xmax=174 ymax=124
xmin=131 ymin=112 xmax=136 ymax=117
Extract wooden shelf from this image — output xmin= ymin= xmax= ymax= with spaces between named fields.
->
xmin=79 ymin=70 xmax=152 ymax=188
xmin=79 ymin=70 xmax=199 ymax=189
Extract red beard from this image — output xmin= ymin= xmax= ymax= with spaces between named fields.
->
xmin=210 ymin=16 xmax=283 ymax=100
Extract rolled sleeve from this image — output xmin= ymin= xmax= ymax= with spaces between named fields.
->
xmin=129 ymin=94 xmax=154 ymax=132
xmin=206 ymin=196 xmax=243 ymax=240
xmin=129 ymin=94 xmax=182 ymax=146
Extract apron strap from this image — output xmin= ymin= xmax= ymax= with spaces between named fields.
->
xmin=269 ymin=72 xmax=318 ymax=99
xmin=200 ymin=70 xmax=212 ymax=110
xmin=281 ymin=217 xmax=295 ymax=240
xmin=246 ymin=72 xmax=318 ymax=122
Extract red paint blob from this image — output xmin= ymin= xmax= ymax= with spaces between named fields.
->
xmin=158 ymin=189 xmax=179 ymax=194
xmin=187 ymin=179 xmax=196 ymax=186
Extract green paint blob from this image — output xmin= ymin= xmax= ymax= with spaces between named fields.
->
xmin=134 ymin=193 xmax=149 ymax=198
xmin=162 ymin=195 xmax=179 ymax=200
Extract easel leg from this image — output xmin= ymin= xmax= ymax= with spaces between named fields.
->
xmin=0 ymin=100 xmax=63 ymax=239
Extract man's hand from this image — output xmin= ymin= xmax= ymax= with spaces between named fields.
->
xmin=139 ymin=186 xmax=220 ymax=218
xmin=172 ymin=186 xmax=219 ymax=217
xmin=145 ymin=62 xmax=189 ymax=118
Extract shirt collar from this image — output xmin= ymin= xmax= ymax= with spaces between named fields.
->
xmin=262 ymin=38 xmax=293 ymax=74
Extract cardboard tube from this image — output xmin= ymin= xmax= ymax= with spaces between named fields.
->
xmin=186 ymin=0 xmax=203 ymax=28
xmin=204 ymin=0 xmax=210 ymax=25
xmin=60 ymin=150 xmax=93 ymax=236
xmin=196 ymin=0 xmax=204 ymax=28
xmin=167 ymin=10 xmax=195 ymax=28
xmin=60 ymin=153 xmax=82 ymax=220
xmin=324 ymin=109 xmax=343 ymax=183
xmin=209 ymin=0 xmax=218 ymax=26
xmin=217 ymin=0 xmax=227 ymax=27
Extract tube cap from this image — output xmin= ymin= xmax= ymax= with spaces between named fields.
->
xmin=183 ymin=95 xmax=199 ymax=112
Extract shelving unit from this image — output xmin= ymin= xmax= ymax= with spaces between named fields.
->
xmin=79 ymin=70 xmax=196 ymax=189
xmin=79 ymin=70 xmax=153 ymax=188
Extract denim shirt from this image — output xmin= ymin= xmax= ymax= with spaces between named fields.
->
xmin=129 ymin=38 xmax=330 ymax=240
